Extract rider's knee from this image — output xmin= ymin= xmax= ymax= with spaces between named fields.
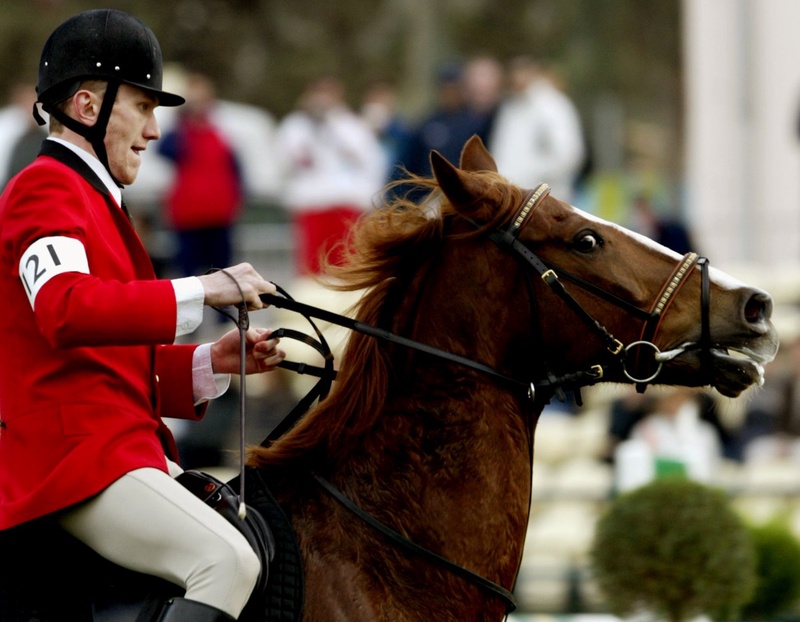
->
xmin=189 ymin=530 xmax=261 ymax=605
xmin=232 ymin=542 xmax=261 ymax=594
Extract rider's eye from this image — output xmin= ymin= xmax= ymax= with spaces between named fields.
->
xmin=573 ymin=231 xmax=602 ymax=253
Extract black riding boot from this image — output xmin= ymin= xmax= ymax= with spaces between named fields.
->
xmin=156 ymin=598 xmax=236 ymax=621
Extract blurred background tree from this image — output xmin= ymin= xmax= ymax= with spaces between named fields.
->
xmin=0 ymin=0 xmax=681 ymax=174
xmin=742 ymin=519 xmax=800 ymax=621
xmin=590 ymin=478 xmax=757 ymax=622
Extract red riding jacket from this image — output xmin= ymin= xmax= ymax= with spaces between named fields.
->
xmin=0 ymin=140 xmax=205 ymax=530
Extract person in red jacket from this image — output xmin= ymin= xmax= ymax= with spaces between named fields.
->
xmin=0 ymin=10 xmax=284 ymax=622
xmin=159 ymin=72 xmax=243 ymax=281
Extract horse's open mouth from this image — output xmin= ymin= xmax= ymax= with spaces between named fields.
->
xmin=658 ymin=339 xmax=777 ymax=398
xmin=708 ymin=346 xmax=767 ymax=397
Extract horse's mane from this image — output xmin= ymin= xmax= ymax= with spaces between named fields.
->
xmin=248 ymin=170 xmax=519 ymax=469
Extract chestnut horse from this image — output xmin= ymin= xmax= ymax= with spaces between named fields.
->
xmin=249 ymin=136 xmax=778 ymax=621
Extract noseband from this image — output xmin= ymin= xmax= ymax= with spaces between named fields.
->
xmin=490 ymin=183 xmax=713 ymax=397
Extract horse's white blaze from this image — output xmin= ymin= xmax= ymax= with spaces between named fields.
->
xmin=572 ymin=205 xmax=750 ymax=293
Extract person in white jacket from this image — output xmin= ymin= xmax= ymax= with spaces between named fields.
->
xmin=274 ymin=77 xmax=386 ymax=275
xmin=489 ymin=56 xmax=585 ymax=202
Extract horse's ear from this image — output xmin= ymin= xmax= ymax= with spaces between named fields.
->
xmin=459 ymin=135 xmax=498 ymax=173
xmin=430 ymin=149 xmax=481 ymax=207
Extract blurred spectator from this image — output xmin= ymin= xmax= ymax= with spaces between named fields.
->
xmin=402 ymin=62 xmax=484 ymax=177
xmin=274 ymin=76 xmax=386 ymax=275
xmin=0 ymin=83 xmax=47 ymax=187
xmin=461 ymin=54 xmax=505 ymax=144
xmin=158 ymin=72 xmax=243 ymax=280
xmin=130 ymin=69 xmax=279 ymax=277
xmin=737 ymin=335 xmax=800 ymax=463
xmin=613 ymin=387 xmax=728 ymax=491
xmin=629 ymin=194 xmax=696 ymax=254
xmin=488 ymin=56 xmax=585 ymax=202
xmin=360 ymin=78 xmax=413 ymax=185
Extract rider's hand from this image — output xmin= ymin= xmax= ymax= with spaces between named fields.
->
xmin=210 ymin=327 xmax=285 ymax=375
xmin=197 ymin=263 xmax=276 ymax=310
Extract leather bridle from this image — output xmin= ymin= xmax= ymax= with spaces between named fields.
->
xmin=489 ymin=183 xmax=713 ymax=397
xmin=259 ymin=184 xmax=713 ymax=405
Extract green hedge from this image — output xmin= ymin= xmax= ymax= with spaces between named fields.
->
xmin=590 ymin=477 xmax=757 ymax=622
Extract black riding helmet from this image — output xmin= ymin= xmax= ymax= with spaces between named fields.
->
xmin=34 ymin=9 xmax=185 ymax=185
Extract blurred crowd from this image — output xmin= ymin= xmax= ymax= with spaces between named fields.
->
xmin=5 ymin=54 xmax=790 ymax=475
xmin=0 ymin=54 xmax=696 ymax=281
xmin=0 ymin=54 xmax=595 ymax=280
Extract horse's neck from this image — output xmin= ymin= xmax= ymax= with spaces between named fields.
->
xmin=342 ymin=387 xmax=537 ymax=585
xmin=349 ymin=268 xmax=537 ymax=573
xmin=288 ymin=255 xmax=539 ymax=618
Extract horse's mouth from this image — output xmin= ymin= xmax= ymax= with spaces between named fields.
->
xmin=707 ymin=346 xmax=767 ymax=397
xmin=658 ymin=336 xmax=778 ymax=398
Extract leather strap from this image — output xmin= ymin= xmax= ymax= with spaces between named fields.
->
xmin=313 ymin=473 xmax=518 ymax=614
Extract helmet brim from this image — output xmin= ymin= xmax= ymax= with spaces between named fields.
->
xmin=130 ymin=82 xmax=184 ymax=107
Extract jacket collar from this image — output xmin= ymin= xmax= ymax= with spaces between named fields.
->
xmin=39 ymin=138 xmax=123 ymax=208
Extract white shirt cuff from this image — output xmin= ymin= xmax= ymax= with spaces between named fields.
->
xmin=172 ymin=277 xmax=205 ymax=337
xmin=192 ymin=342 xmax=231 ymax=405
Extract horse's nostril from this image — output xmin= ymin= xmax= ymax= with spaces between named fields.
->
xmin=744 ymin=292 xmax=771 ymax=324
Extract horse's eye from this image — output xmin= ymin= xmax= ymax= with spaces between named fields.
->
xmin=574 ymin=232 xmax=602 ymax=253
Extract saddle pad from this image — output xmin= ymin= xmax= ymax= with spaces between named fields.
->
xmin=232 ymin=467 xmax=304 ymax=622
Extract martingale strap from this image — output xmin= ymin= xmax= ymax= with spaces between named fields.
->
xmin=312 ymin=473 xmax=518 ymax=613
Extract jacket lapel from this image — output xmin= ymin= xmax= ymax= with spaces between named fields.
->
xmin=38 ymin=140 xmax=156 ymax=279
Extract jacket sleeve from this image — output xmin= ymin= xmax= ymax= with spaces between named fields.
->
xmin=156 ymin=344 xmax=208 ymax=421
xmin=3 ymin=157 xmax=179 ymax=348
xmin=33 ymin=272 xmax=177 ymax=347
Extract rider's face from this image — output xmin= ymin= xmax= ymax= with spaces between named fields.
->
xmin=103 ymin=84 xmax=161 ymax=185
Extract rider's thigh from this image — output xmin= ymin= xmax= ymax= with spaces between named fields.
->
xmin=57 ymin=467 xmax=259 ymax=618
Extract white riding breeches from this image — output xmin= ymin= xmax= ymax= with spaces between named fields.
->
xmin=57 ymin=463 xmax=260 ymax=618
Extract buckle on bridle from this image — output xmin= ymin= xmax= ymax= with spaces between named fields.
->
xmin=541 ymin=269 xmax=558 ymax=284
xmin=608 ymin=339 xmax=624 ymax=356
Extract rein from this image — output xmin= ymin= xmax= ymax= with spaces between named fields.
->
xmin=244 ymin=184 xmax=713 ymax=616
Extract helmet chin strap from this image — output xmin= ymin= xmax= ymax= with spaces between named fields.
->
xmin=38 ymin=80 xmax=123 ymax=188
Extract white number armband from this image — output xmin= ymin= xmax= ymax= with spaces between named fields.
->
xmin=19 ymin=236 xmax=90 ymax=308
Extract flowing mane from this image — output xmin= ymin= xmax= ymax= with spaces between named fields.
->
xmin=249 ymin=170 xmax=524 ymax=470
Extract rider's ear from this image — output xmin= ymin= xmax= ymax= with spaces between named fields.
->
xmin=71 ymin=89 xmax=101 ymax=127
xmin=459 ymin=135 xmax=497 ymax=173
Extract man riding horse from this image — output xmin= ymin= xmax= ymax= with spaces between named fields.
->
xmin=0 ymin=9 xmax=285 ymax=621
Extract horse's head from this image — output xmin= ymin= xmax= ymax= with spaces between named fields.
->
xmin=431 ymin=136 xmax=778 ymax=398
